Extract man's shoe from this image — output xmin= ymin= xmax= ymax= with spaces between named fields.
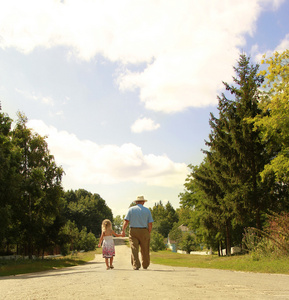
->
xmin=133 ymin=267 xmax=139 ymax=270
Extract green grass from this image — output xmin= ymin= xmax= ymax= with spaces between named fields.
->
xmin=150 ymin=250 xmax=289 ymax=275
xmin=2 ymin=248 xmax=288 ymax=276
xmin=0 ymin=248 xmax=102 ymax=277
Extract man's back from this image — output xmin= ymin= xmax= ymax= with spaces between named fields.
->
xmin=125 ymin=204 xmax=153 ymax=228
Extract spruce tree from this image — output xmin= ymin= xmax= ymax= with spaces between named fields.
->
xmin=199 ymin=54 xmax=270 ymax=254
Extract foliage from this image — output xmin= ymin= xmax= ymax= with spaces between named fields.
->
xmin=179 ymin=233 xmax=197 ymax=254
xmin=59 ymin=190 xmax=113 ymax=254
xmin=63 ymin=189 xmax=113 ymax=237
xmin=179 ymin=164 xmax=225 ymax=252
xmin=179 ymin=54 xmax=283 ymax=256
xmin=168 ymin=223 xmax=183 ymax=246
xmin=113 ymin=215 xmax=123 ymax=233
xmin=253 ymin=50 xmax=289 ymax=186
xmin=0 ymin=110 xmax=112 ymax=258
xmin=206 ymin=54 xmax=268 ymax=244
xmin=150 ymin=201 xmax=179 ymax=237
xmin=77 ymin=228 xmax=97 ymax=252
xmin=58 ymin=219 xmax=98 ymax=254
xmin=0 ymin=112 xmax=20 ymax=248
xmin=242 ymin=212 xmax=289 ymax=259
xmin=11 ymin=112 xmax=64 ymax=258
xmin=242 ymin=227 xmax=262 ymax=253
xmin=264 ymin=212 xmax=289 ymax=255
xmin=150 ymin=231 xmax=166 ymax=252
xmin=58 ymin=220 xmax=79 ymax=255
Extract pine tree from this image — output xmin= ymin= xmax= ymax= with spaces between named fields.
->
xmin=194 ymin=54 xmax=271 ymax=254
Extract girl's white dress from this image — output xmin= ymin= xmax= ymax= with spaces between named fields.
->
xmin=102 ymin=235 xmax=115 ymax=258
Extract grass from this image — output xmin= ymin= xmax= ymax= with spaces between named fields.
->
xmin=2 ymin=248 xmax=288 ymax=276
xmin=150 ymin=250 xmax=289 ymax=275
xmin=0 ymin=248 xmax=102 ymax=277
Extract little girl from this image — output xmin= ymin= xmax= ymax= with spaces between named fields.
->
xmin=98 ymin=219 xmax=122 ymax=270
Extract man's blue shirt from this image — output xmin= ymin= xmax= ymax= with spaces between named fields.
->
xmin=125 ymin=204 xmax=154 ymax=228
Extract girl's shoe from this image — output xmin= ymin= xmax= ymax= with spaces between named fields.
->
xmin=110 ymin=265 xmax=114 ymax=269
xmin=106 ymin=267 xmax=110 ymax=270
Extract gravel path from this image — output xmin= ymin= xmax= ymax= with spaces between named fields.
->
xmin=1 ymin=238 xmax=289 ymax=300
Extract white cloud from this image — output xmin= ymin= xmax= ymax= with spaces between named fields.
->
xmin=261 ymin=0 xmax=286 ymax=10
xmin=0 ymin=0 xmax=283 ymax=112
xmin=28 ymin=119 xmax=188 ymax=188
xmin=253 ymin=33 xmax=289 ymax=62
xmin=15 ymin=88 xmax=54 ymax=106
xmin=131 ymin=117 xmax=160 ymax=133
xmin=275 ymin=34 xmax=289 ymax=52
xmin=55 ymin=111 xmax=64 ymax=116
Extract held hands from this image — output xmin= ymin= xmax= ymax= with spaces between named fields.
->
xmin=121 ymin=230 xmax=126 ymax=237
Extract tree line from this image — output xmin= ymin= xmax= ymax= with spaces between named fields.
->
xmin=178 ymin=51 xmax=289 ymax=255
xmin=0 ymin=112 xmax=112 ymax=258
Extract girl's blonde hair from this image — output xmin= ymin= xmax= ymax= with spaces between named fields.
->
xmin=101 ymin=219 xmax=112 ymax=232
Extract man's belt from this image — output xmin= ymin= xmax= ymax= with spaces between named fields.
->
xmin=130 ymin=227 xmax=147 ymax=229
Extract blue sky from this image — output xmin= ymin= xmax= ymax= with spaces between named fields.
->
xmin=1 ymin=0 xmax=289 ymax=217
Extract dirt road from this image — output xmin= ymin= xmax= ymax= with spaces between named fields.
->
xmin=1 ymin=238 xmax=289 ymax=300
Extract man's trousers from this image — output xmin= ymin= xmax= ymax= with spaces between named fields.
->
xmin=129 ymin=228 xmax=150 ymax=269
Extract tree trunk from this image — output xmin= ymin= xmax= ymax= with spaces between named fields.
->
xmin=218 ymin=241 xmax=223 ymax=256
xmin=28 ymin=238 xmax=33 ymax=259
xmin=225 ymin=220 xmax=231 ymax=256
xmin=256 ymin=207 xmax=262 ymax=231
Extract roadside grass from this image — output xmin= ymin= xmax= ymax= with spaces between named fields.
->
xmin=0 ymin=248 xmax=102 ymax=277
xmin=2 ymin=247 xmax=288 ymax=276
xmin=150 ymin=250 xmax=289 ymax=275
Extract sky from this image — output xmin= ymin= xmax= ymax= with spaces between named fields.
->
xmin=1 ymin=0 xmax=289 ymax=217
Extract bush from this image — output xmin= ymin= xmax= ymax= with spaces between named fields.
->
xmin=265 ymin=212 xmax=289 ymax=255
xmin=242 ymin=227 xmax=262 ymax=253
xmin=168 ymin=224 xmax=183 ymax=246
xmin=150 ymin=231 xmax=166 ymax=252
xmin=179 ymin=233 xmax=197 ymax=254
xmin=242 ymin=212 xmax=289 ymax=259
xmin=60 ymin=243 xmax=71 ymax=256
xmin=77 ymin=228 xmax=97 ymax=252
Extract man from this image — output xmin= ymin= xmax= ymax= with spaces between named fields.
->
xmin=122 ymin=195 xmax=154 ymax=270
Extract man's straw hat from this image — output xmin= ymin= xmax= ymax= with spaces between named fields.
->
xmin=135 ymin=195 xmax=147 ymax=202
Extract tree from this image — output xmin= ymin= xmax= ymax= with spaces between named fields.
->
xmin=78 ymin=227 xmax=97 ymax=251
xmin=150 ymin=231 xmax=166 ymax=252
xmin=180 ymin=54 xmax=275 ymax=255
xmin=113 ymin=215 xmax=123 ymax=233
xmin=206 ymin=54 xmax=273 ymax=253
xmin=165 ymin=202 xmax=179 ymax=226
xmin=253 ymin=50 xmax=289 ymax=188
xmin=12 ymin=112 xmax=64 ymax=258
xmin=180 ymin=233 xmax=197 ymax=254
xmin=168 ymin=223 xmax=183 ymax=247
xmin=0 ymin=109 xmax=114 ymax=257
xmin=151 ymin=201 xmax=179 ymax=237
xmin=63 ymin=189 xmax=113 ymax=237
xmin=59 ymin=220 xmax=79 ymax=254
xmin=0 ymin=112 xmax=21 ymax=253
xmin=189 ymin=161 xmax=227 ymax=254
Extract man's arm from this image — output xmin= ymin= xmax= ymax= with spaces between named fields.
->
xmin=121 ymin=219 xmax=129 ymax=237
xmin=148 ymin=222 xmax=153 ymax=234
